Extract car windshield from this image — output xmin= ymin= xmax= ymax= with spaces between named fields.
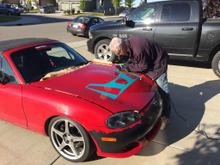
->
xmin=11 ymin=43 xmax=88 ymax=83
xmin=127 ymin=5 xmax=156 ymax=23
xmin=74 ymin=17 xmax=90 ymax=24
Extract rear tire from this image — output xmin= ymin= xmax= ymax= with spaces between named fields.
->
xmin=48 ymin=117 xmax=95 ymax=162
xmin=211 ymin=51 xmax=220 ymax=78
xmin=94 ymin=39 xmax=115 ymax=62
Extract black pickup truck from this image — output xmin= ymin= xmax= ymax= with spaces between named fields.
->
xmin=87 ymin=0 xmax=220 ymax=77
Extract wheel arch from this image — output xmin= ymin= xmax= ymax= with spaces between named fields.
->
xmin=209 ymin=43 xmax=220 ymax=63
xmin=44 ymin=115 xmax=59 ymax=136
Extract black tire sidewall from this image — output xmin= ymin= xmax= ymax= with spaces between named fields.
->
xmin=94 ymin=39 xmax=115 ymax=62
xmin=211 ymin=51 xmax=220 ymax=78
xmin=48 ymin=117 xmax=94 ymax=162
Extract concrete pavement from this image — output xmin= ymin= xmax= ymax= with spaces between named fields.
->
xmin=0 ymin=39 xmax=220 ymax=165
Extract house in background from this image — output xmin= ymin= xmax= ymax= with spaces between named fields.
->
xmin=0 ymin=0 xmax=116 ymax=15
xmin=58 ymin=0 xmax=114 ymax=15
xmin=0 ymin=0 xmax=19 ymax=4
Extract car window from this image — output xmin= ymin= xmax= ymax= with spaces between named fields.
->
xmin=128 ymin=5 xmax=156 ymax=23
xmin=76 ymin=17 xmax=90 ymax=23
xmin=98 ymin=18 xmax=104 ymax=23
xmin=0 ymin=54 xmax=17 ymax=84
xmin=91 ymin=18 xmax=98 ymax=25
xmin=161 ymin=3 xmax=191 ymax=22
xmin=47 ymin=47 xmax=73 ymax=60
xmin=11 ymin=43 xmax=88 ymax=83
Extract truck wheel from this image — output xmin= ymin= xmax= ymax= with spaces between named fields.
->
xmin=211 ymin=51 xmax=220 ymax=78
xmin=94 ymin=39 xmax=115 ymax=62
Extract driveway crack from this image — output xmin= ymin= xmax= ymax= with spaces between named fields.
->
xmin=49 ymin=155 xmax=60 ymax=165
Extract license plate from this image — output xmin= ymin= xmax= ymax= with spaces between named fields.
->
xmin=73 ymin=24 xmax=78 ymax=28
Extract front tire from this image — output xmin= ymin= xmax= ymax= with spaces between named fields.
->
xmin=48 ymin=117 xmax=95 ymax=162
xmin=94 ymin=39 xmax=115 ymax=62
xmin=211 ymin=51 xmax=220 ymax=78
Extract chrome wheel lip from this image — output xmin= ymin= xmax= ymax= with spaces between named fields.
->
xmin=97 ymin=43 xmax=112 ymax=61
xmin=50 ymin=118 xmax=85 ymax=160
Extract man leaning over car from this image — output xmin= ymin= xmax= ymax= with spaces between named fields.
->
xmin=109 ymin=36 xmax=171 ymax=129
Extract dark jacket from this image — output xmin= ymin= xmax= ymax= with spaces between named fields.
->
xmin=123 ymin=36 xmax=168 ymax=80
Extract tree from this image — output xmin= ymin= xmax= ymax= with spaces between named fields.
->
xmin=112 ymin=0 xmax=121 ymax=15
xmin=125 ymin=0 xmax=134 ymax=8
xmin=79 ymin=0 xmax=88 ymax=12
xmin=139 ymin=0 xmax=147 ymax=7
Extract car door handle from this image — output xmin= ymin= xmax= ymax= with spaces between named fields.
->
xmin=182 ymin=27 xmax=194 ymax=31
xmin=142 ymin=27 xmax=153 ymax=31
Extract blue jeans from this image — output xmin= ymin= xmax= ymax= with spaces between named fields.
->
xmin=156 ymin=73 xmax=171 ymax=118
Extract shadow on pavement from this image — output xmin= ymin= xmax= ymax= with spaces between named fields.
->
xmin=1 ymin=14 xmax=72 ymax=26
xmin=175 ymin=123 xmax=220 ymax=165
xmin=138 ymin=79 xmax=220 ymax=158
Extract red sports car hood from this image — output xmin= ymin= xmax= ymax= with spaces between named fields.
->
xmin=31 ymin=63 xmax=156 ymax=113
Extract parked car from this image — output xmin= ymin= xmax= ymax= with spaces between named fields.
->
xmin=119 ymin=8 xmax=136 ymax=17
xmin=67 ymin=16 xmax=104 ymax=37
xmin=39 ymin=5 xmax=55 ymax=14
xmin=0 ymin=38 xmax=162 ymax=162
xmin=0 ymin=4 xmax=21 ymax=15
xmin=87 ymin=0 xmax=220 ymax=78
xmin=10 ymin=4 xmax=25 ymax=13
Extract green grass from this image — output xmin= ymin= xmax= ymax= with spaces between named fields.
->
xmin=79 ymin=12 xmax=104 ymax=17
xmin=0 ymin=16 xmax=21 ymax=23
xmin=64 ymin=12 xmax=105 ymax=17
xmin=28 ymin=9 xmax=40 ymax=13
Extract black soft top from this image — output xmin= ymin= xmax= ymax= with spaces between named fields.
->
xmin=0 ymin=38 xmax=57 ymax=53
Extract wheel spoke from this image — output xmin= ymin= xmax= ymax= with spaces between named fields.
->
xmin=68 ymin=142 xmax=78 ymax=156
xmin=52 ymin=127 xmax=64 ymax=138
xmin=97 ymin=52 xmax=104 ymax=59
xmin=98 ymin=47 xmax=105 ymax=53
xmin=64 ymin=120 xmax=70 ymax=134
xmin=58 ymin=141 xmax=67 ymax=151
xmin=101 ymin=45 xmax=107 ymax=49
xmin=104 ymin=54 xmax=108 ymax=60
xmin=71 ymin=136 xmax=84 ymax=142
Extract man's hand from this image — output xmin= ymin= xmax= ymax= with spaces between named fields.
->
xmin=92 ymin=59 xmax=112 ymax=65
xmin=115 ymin=64 xmax=122 ymax=70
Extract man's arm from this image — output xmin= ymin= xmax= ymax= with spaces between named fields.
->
xmin=146 ymin=44 xmax=168 ymax=80
xmin=92 ymin=59 xmax=113 ymax=65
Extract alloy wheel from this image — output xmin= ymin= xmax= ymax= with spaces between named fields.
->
xmin=97 ymin=43 xmax=112 ymax=61
xmin=50 ymin=118 xmax=85 ymax=160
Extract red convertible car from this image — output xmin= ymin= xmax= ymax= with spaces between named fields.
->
xmin=0 ymin=38 xmax=162 ymax=162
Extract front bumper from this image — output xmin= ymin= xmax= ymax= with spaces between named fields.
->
xmin=67 ymin=27 xmax=86 ymax=36
xmin=87 ymin=38 xmax=95 ymax=53
xmin=90 ymin=101 xmax=162 ymax=158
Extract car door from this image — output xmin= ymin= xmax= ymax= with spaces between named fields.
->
xmin=121 ymin=4 xmax=159 ymax=41
xmin=154 ymin=1 xmax=200 ymax=56
xmin=0 ymin=54 xmax=26 ymax=127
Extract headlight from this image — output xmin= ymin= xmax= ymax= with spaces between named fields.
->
xmin=106 ymin=111 xmax=141 ymax=129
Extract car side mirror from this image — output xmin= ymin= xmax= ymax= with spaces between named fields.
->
xmin=125 ymin=20 xmax=135 ymax=28
xmin=0 ymin=71 xmax=11 ymax=85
